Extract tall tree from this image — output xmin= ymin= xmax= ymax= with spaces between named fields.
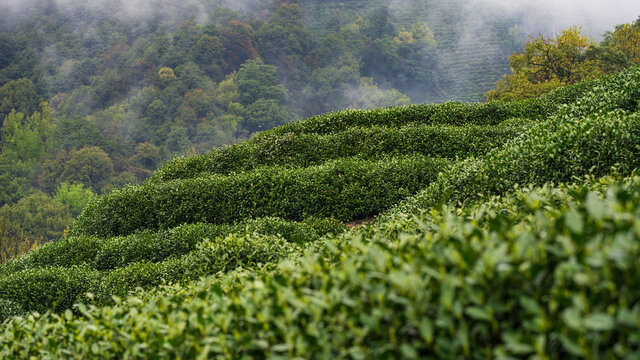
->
xmin=237 ymin=59 xmax=287 ymax=106
xmin=1 ymin=103 xmax=54 ymax=163
xmin=485 ymin=27 xmax=605 ymax=101
xmin=0 ymin=78 xmax=38 ymax=117
xmin=257 ymin=3 xmax=310 ymax=65
xmin=61 ymin=146 xmax=114 ymax=193
xmin=603 ymin=17 xmax=640 ymax=64
xmin=221 ymin=21 xmax=260 ymax=71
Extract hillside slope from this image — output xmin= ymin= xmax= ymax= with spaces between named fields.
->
xmin=0 ymin=66 xmax=639 ymax=358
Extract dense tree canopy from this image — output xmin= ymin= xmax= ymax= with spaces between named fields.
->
xmin=485 ymin=26 xmax=631 ymax=101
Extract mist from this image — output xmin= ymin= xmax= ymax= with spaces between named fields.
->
xmin=467 ymin=0 xmax=640 ymax=39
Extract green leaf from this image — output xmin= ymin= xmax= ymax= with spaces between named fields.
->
xmin=465 ymin=306 xmax=490 ymax=321
xmin=562 ymin=307 xmax=582 ymax=330
xmin=419 ymin=317 xmax=434 ymax=344
xmin=584 ymin=313 xmax=615 ymax=331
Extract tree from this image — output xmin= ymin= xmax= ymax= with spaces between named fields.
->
xmin=54 ymin=182 xmax=95 ymax=217
xmin=130 ymin=142 xmax=162 ymax=170
xmin=165 ymin=126 xmax=193 ymax=155
xmin=53 ymin=116 xmax=106 ymax=152
xmin=189 ymin=34 xmax=226 ymax=81
xmin=1 ymin=192 xmax=72 ymax=243
xmin=485 ymin=27 xmax=604 ymax=101
xmin=257 ymin=3 xmax=310 ymax=65
xmin=216 ymin=72 xmax=240 ymax=108
xmin=1 ymin=103 xmax=54 ymax=163
xmin=173 ymin=18 xmax=202 ymax=56
xmin=305 ymin=64 xmax=361 ymax=115
xmin=0 ymin=78 xmax=38 ymax=116
xmin=242 ymin=99 xmax=291 ymax=133
xmin=175 ymin=88 xmax=216 ymax=132
xmin=237 ymin=59 xmax=287 ymax=106
xmin=603 ymin=17 xmax=640 ymax=64
xmin=0 ymin=151 xmax=33 ymax=206
xmin=221 ymin=21 xmax=260 ymax=71
xmin=61 ymin=146 xmax=114 ymax=193
xmin=347 ymin=78 xmax=411 ymax=109
xmin=366 ymin=6 xmax=395 ymax=40
xmin=0 ymin=214 xmax=35 ymax=265
xmin=38 ymin=150 xmax=69 ymax=194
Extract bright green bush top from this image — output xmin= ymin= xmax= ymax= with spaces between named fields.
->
xmin=2 ymin=177 xmax=640 ymax=358
xmin=151 ymin=121 xmax=527 ymax=183
xmin=73 ymin=156 xmax=449 ymax=237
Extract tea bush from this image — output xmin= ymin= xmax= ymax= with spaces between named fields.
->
xmin=94 ymin=233 xmax=292 ymax=304
xmin=388 ymin=107 xmax=640 ymax=218
xmin=0 ymin=299 xmax=24 ymax=323
xmin=151 ymin=121 xmax=527 ymax=182
xmin=267 ymin=98 xmax=542 ymax=136
xmin=0 ymin=266 xmax=99 ymax=313
xmin=73 ymin=156 xmax=449 ymax=237
xmin=93 ymin=225 xmax=231 ymax=271
xmin=94 ymin=219 xmax=320 ymax=271
xmin=3 ymin=180 xmax=640 ymax=358
xmin=0 ymin=236 xmax=102 ymax=279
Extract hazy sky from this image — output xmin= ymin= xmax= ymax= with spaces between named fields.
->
xmin=473 ymin=0 xmax=640 ymax=38
xmin=2 ymin=0 xmax=639 ymax=38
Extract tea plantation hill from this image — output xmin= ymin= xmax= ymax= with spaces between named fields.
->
xmin=1 ymin=66 xmax=640 ymax=358
xmin=303 ymin=0 xmax=521 ymax=102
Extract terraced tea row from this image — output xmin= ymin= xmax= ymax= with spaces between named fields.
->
xmin=151 ymin=120 xmax=528 ymax=183
xmin=3 ymin=176 xmax=639 ymax=358
xmin=0 ymin=218 xmax=340 ymax=280
xmin=74 ymin=156 xmax=449 ymax=238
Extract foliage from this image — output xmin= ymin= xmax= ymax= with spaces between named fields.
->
xmin=0 ymin=78 xmax=39 ymax=116
xmin=0 ymin=192 xmax=72 ymax=243
xmin=392 ymin=65 xmax=640 ymax=217
xmin=3 ymin=4 xmax=640 ymax=357
xmin=0 ymin=299 xmax=24 ymax=323
xmin=54 ymin=182 xmax=95 ymax=218
xmin=485 ymin=27 xmax=621 ymax=101
xmin=4 ymin=178 xmax=640 ymax=357
xmin=603 ymin=16 xmax=640 ymax=64
xmin=1 ymin=103 xmax=54 ymax=163
xmin=0 ymin=151 xmax=33 ymax=206
xmin=61 ymin=146 xmax=114 ymax=193
xmin=0 ymin=265 xmax=99 ymax=313
xmin=73 ymin=156 xmax=449 ymax=237
xmin=0 ymin=214 xmax=37 ymax=266
xmin=237 ymin=59 xmax=287 ymax=106
xmin=93 ymin=233 xmax=292 ymax=305
xmin=152 ymin=120 xmax=528 ymax=182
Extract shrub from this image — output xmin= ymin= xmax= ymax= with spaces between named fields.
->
xmin=73 ymin=156 xmax=449 ymax=237
xmin=0 ymin=266 xmax=99 ymax=313
xmin=0 ymin=236 xmax=102 ymax=279
xmin=3 ymin=180 xmax=640 ymax=358
xmin=93 ymin=224 xmax=231 ymax=271
xmin=93 ymin=219 xmax=314 ymax=271
xmin=301 ymin=216 xmax=347 ymax=237
xmin=93 ymin=261 xmax=165 ymax=304
xmin=232 ymin=217 xmax=321 ymax=244
xmin=151 ymin=121 xmax=527 ymax=182
xmin=389 ymin=108 xmax=640 ymax=217
xmin=94 ymin=233 xmax=292 ymax=305
xmin=0 ymin=299 xmax=25 ymax=323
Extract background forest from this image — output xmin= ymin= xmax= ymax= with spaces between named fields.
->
xmin=1 ymin=0 xmax=639 ymax=262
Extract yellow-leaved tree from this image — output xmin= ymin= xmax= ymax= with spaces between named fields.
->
xmin=603 ymin=17 xmax=640 ymax=64
xmin=485 ymin=26 xmax=603 ymax=101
